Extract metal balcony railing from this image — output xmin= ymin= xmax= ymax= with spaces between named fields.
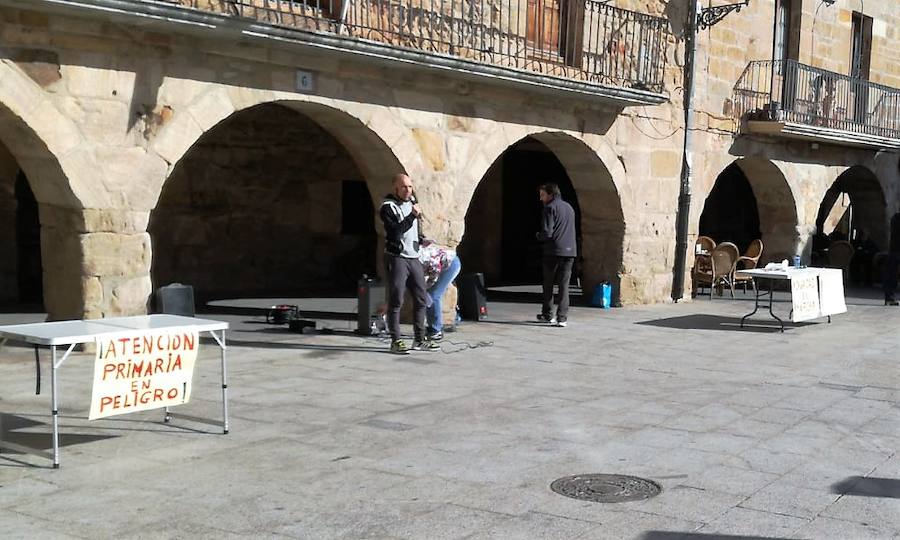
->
xmin=733 ymin=59 xmax=900 ymax=140
xmin=167 ymin=0 xmax=669 ymax=93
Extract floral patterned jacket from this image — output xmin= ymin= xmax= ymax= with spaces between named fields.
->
xmin=419 ymin=242 xmax=457 ymax=286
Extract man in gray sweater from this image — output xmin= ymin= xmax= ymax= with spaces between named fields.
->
xmin=380 ymin=174 xmax=440 ymax=353
xmin=535 ymin=182 xmax=577 ymax=327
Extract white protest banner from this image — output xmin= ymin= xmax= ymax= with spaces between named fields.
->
xmin=817 ymin=268 xmax=847 ymax=317
xmin=89 ymin=330 xmax=199 ymax=420
xmin=790 ymin=273 xmax=821 ymax=322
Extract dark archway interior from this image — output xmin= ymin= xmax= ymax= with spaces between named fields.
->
xmin=459 ymin=137 xmax=581 ymax=285
xmin=149 ymin=103 xmax=377 ymax=301
xmin=699 ymin=163 xmax=761 ymax=254
xmin=812 ymin=166 xmax=886 ymax=281
xmin=815 ymin=166 xmax=887 ymax=249
xmin=0 ymin=142 xmax=43 ymax=309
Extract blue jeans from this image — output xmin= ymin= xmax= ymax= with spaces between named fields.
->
xmin=427 ymin=257 xmax=462 ymax=333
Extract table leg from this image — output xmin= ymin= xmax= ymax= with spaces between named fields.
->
xmin=740 ymin=279 xmax=763 ymax=328
xmin=34 ymin=346 xmax=41 ymax=395
xmin=219 ymin=330 xmax=229 ymax=435
xmin=50 ymin=345 xmax=59 ymax=468
xmin=766 ymin=279 xmax=784 ymax=333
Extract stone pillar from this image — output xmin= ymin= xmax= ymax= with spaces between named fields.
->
xmin=39 ymin=205 xmax=152 ymax=320
xmin=759 ymin=211 xmax=801 ymax=264
xmin=796 ymin=223 xmax=817 ymax=263
xmin=441 ymin=283 xmax=458 ymax=326
xmin=40 ymin=205 xmax=87 ymax=320
xmin=578 ymin=189 xmax=625 ymax=303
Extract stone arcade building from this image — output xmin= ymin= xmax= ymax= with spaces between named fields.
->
xmin=0 ymin=0 xmax=897 ymax=320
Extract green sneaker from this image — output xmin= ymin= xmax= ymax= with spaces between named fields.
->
xmin=412 ymin=338 xmax=440 ymax=352
xmin=390 ymin=339 xmax=411 ymax=355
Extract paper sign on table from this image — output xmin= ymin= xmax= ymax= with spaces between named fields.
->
xmin=89 ymin=330 xmax=199 ymax=420
xmin=790 ymin=273 xmax=821 ymax=322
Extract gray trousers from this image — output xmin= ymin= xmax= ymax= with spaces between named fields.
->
xmin=542 ymin=256 xmax=575 ymax=321
xmin=385 ymin=255 xmax=428 ymax=341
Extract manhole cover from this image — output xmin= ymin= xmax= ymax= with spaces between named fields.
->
xmin=550 ymin=474 xmax=661 ymax=503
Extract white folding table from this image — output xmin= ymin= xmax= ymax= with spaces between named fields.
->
xmin=736 ymin=267 xmax=846 ymax=332
xmin=0 ymin=314 xmax=229 ymax=468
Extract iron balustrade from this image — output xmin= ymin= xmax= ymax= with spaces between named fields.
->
xmin=733 ymin=59 xmax=900 ymax=140
xmin=166 ymin=0 xmax=669 ymax=93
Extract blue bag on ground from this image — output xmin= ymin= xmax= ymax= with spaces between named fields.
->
xmin=591 ymin=282 xmax=612 ymax=309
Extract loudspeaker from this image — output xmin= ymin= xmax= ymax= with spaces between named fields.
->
xmin=156 ymin=283 xmax=195 ymax=317
xmin=357 ymin=276 xmax=386 ymax=334
xmin=457 ymin=272 xmax=487 ymax=321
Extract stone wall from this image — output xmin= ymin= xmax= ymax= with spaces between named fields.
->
xmin=698 ymin=0 xmax=900 ymax=117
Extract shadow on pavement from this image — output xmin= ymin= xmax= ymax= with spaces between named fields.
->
xmin=478 ymin=319 xmax=555 ymax=327
xmin=225 ymin=338 xmax=391 ymax=355
xmin=0 ymin=413 xmax=118 ymax=465
xmin=832 ymin=476 xmax=900 ymax=498
xmin=639 ymin=532 xmax=797 ymax=540
xmin=635 ymin=314 xmax=814 ymax=332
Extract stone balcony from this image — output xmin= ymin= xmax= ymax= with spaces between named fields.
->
xmin=18 ymin=0 xmax=671 ymax=107
xmin=733 ymin=59 xmax=900 ymax=150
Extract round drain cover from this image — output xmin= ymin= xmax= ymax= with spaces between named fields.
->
xmin=550 ymin=474 xmax=661 ymax=503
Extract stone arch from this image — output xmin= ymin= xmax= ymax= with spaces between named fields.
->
xmin=456 ymin=128 xmax=627 ymax=220
xmin=731 ymin=157 xmax=800 ymax=262
xmin=0 ymin=61 xmax=93 ymax=208
xmin=459 ymin=129 xmax=626 ymax=300
xmin=149 ymin=97 xmax=418 ymax=298
xmin=0 ymin=61 xmax=100 ymax=318
xmin=150 ymin=88 xmax=425 ymax=208
xmin=816 ymin=165 xmax=887 ymax=248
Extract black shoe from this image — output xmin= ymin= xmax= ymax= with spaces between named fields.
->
xmin=886 ymin=298 xmax=898 ymax=306
xmin=412 ymin=338 xmax=440 ymax=351
xmin=536 ymin=313 xmax=553 ymax=323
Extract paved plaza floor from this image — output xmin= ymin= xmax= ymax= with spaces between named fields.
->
xmin=1 ymin=287 xmax=900 ymax=539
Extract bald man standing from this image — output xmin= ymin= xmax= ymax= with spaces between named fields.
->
xmin=380 ymin=174 xmax=439 ymax=354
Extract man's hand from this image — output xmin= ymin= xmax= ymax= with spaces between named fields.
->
xmin=411 ymin=204 xmax=422 ymax=217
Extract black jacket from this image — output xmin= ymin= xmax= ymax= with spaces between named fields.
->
xmin=891 ymin=213 xmax=900 ymax=254
xmin=537 ymin=197 xmax=577 ymax=257
xmin=380 ymin=194 xmax=421 ymax=257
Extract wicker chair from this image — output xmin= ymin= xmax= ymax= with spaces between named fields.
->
xmin=696 ymin=235 xmax=716 ymax=254
xmin=692 ymin=242 xmax=740 ymax=299
xmin=828 ymin=240 xmax=854 ymax=281
xmin=691 ymin=236 xmax=717 ymax=295
xmin=734 ymin=239 xmax=764 ymax=293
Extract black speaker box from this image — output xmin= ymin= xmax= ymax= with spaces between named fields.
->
xmin=457 ymin=272 xmax=487 ymax=321
xmin=156 ymin=283 xmax=195 ymax=317
xmin=357 ymin=276 xmax=386 ymax=334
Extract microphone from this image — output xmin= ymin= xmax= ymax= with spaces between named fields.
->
xmin=410 ymin=194 xmax=423 ymax=218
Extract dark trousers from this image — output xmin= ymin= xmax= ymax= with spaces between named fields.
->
xmin=851 ymin=252 xmax=875 ymax=286
xmin=385 ymin=255 xmax=428 ymax=341
xmin=542 ymin=256 xmax=575 ymax=321
xmin=885 ymin=253 xmax=899 ymax=300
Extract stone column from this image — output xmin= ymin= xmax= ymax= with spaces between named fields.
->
xmin=40 ymin=205 xmax=152 ymax=320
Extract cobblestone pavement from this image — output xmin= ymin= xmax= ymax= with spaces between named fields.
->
xmin=1 ymin=287 xmax=900 ymax=539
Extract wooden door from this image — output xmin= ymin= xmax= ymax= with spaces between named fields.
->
xmin=527 ymin=0 xmax=562 ymax=54
xmin=526 ymin=0 xmax=583 ymax=66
